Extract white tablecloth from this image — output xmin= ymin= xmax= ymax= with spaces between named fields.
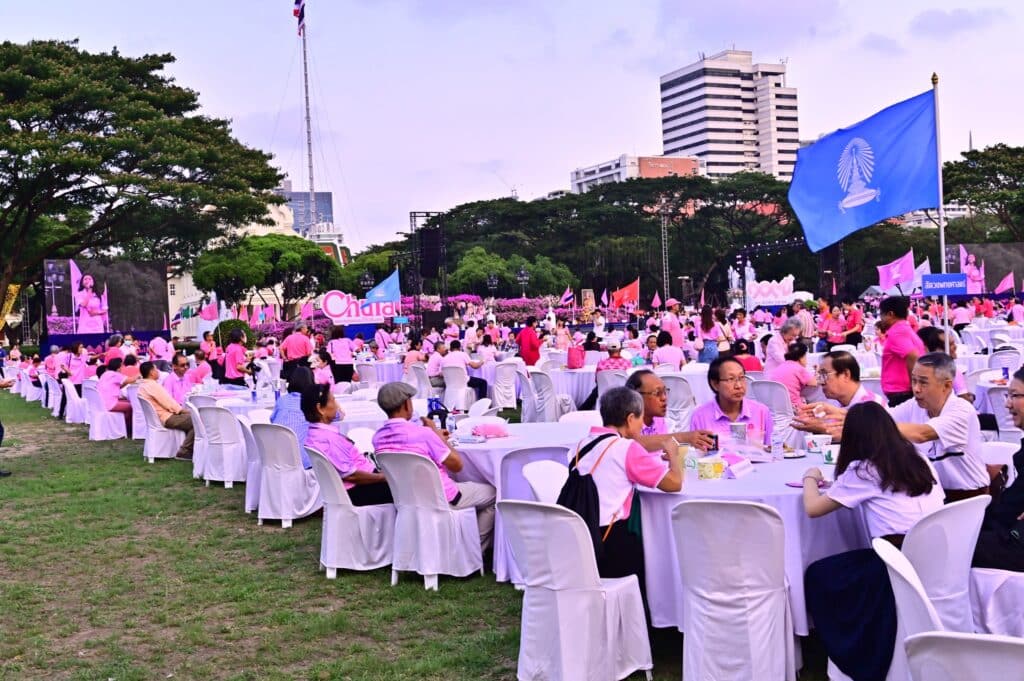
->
xmin=963 ymin=325 xmax=1024 ymax=350
xmin=333 ymin=398 xmax=429 ymax=435
xmin=974 ymin=372 xmax=1009 ymax=415
xmin=640 ymin=457 xmax=872 ymax=635
xmin=958 ymin=354 xmax=990 ymax=374
xmin=452 ymin=422 xmax=589 ymax=582
xmin=216 ymin=396 xmax=275 ymax=417
xmin=545 ymin=367 xmax=598 ymax=407
xmin=374 ymin=360 xmax=404 ymax=384
xmin=970 ymin=567 xmax=1024 ymax=636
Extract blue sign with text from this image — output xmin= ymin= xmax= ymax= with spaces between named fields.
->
xmin=921 ymin=273 xmax=967 ymax=296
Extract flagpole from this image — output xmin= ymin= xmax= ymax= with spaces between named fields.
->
xmin=300 ymin=9 xmax=317 ymax=235
xmin=932 ymin=73 xmax=951 ymax=354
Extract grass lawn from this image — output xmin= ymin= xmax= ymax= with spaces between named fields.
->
xmin=0 ymin=391 xmax=828 ymax=680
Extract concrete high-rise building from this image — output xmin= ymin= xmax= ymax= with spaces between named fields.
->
xmin=659 ymin=50 xmax=799 ymax=180
xmin=570 ymin=154 xmax=703 ymax=194
xmin=277 ymin=179 xmax=335 ymax=236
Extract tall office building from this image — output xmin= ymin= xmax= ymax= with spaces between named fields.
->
xmin=277 ymin=179 xmax=335 ymax=236
xmin=659 ymin=50 xmax=799 ymax=180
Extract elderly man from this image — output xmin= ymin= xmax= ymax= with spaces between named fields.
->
xmin=280 ymin=323 xmax=314 ymax=382
xmin=879 ymin=296 xmax=926 ymax=407
xmin=372 ymin=382 xmax=496 ymax=551
xmin=441 ymin=339 xmax=487 ymax=400
xmin=793 ymin=301 xmax=815 ymax=351
xmin=793 ymin=351 xmax=882 ymax=437
xmin=426 ymin=341 xmax=449 ymax=388
xmin=137 ymin=361 xmax=195 ymax=460
xmin=624 ymin=369 xmax=715 ymax=452
xmin=162 ymin=352 xmax=192 ymax=405
xmin=764 ymin=318 xmax=802 ymax=374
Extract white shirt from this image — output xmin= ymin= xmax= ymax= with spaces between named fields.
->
xmin=826 ymin=383 xmax=885 ymax=409
xmin=889 ymin=392 xmax=989 ymax=490
xmin=763 ymin=333 xmax=788 ymax=373
xmin=440 ymin=350 xmax=475 ymax=371
xmin=827 ymin=460 xmax=945 ymax=537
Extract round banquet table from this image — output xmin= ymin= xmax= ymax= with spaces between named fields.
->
xmin=544 ymin=367 xmax=598 ymax=407
xmin=973 ymin=370 xmax=1009 ymax=415
xmin=963 ymin=325 xmax=1024 ymax=349
xmin=374 ymin=360 xmax=404 ymax=384
xmin=452 ymin=422 xmax=590 ymax=582
xmin=640 ymin=456 xmax=872 ymax=636
xmin=215 ymin=396 xmax=275 ymax=417
xmin=333 ymin=398 xmax=429 ymax=435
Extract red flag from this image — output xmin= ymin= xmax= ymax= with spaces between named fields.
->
xmin=995 ymin=271 xmax=1016 ymax=294
xmin=611 ymin=278 xmax=640 ymax=308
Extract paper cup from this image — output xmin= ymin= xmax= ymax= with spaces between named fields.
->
xmin=822 ymin=444 xmax=840 ymax=465
xmin=805 ymin=434 xmax=831 ymax=454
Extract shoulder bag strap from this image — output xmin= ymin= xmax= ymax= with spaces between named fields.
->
xmin=570 ymin=432 xmax=616 ymax=470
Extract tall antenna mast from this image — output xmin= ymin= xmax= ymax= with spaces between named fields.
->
xmin=296 ymin=1 xmax=316 ymax=235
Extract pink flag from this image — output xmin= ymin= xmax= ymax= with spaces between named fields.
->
xmin=249 ymin=306 xmax=260 ymax=327
xmin=238 ymin=304 xmax=248 ymax=322
xmin=831 ymin=276 xmax=837 ymax=297
xmin=300 ymin=302 xmax=313 ymax=320
xmin=162 ymin=312 xmax=168 ymax=331
xmin=877 ymin=249 xmax=916 ymax=291
xmin=651 ymin=292 xmax=662 ymax=309
xmin=199 ymin=300 xmax=219 ymax=321
xmin=995 ymin=272 xmax=1015 ymax=294
xmin=266 ymin=305 xmax=277 ymax=322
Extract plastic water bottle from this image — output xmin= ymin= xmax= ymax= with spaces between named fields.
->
xmin=771 ymin=432 xmax=784 ymax=461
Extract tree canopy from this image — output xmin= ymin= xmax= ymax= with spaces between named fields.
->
xmin=944 ymin=143 xmax=1024 ymax=240
xmin=192 ymin=234 xmax=344 ymax=314
xmin=0 ymin=39 xmax=283 ymax=308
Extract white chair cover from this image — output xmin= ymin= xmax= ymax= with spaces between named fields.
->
xmin=375 ymin=452 xmax=482 ymax=590
xmin=307 ymin=447 xmax=396 ymax=576
xmin=530 ymin=371 xmax=575 ymax=423
xmin=138 ymin=398 xmax=185 ymax=463
xmin=197 ymin=406 xmax=248 ymax=487
xmin=830 ymin=344 xmax=856 ymax=353
xmin=496 ymin=447 xmax=571 ymax=584
xmin=521 ymin=460 xmax=569 ymax=504
xmin=346 ymin=427 xmax=376 ymax=455
xmin=21 ymin=370 xmax=43 ymax=403
xmin=251 ymin=423 xmax=322 ymax=528
xmin=558 ymin=410 xmax=602 ymax=428
xmin=653 ymin=363 xmax=677 ymax=376
xmin=988 ymin=387 xmax=1024 ymax=443
xmin=237 ymin=417 xmax=262 ymax=513
xmin=745 ymin=370 xmax=764 ymax=381
xmin=905 ymin=631 xmax=1024 ymax=681
xmin=750 ymin=379 xmax=799 ymax=447
xmin=964 ymin=368 xmax=988 ymax=396
xmin=44 ymin=374 xmax=62 ymax=418
xmin=409 ymin=363 xmax=433 ymax=400
xmin=124 ymin=384 xmax=148 ymax=440
xmin=247 ymin=408 xmax=272 ymax=425
xmin=498 ymin=500 xmax=653 ymax=681
xmin=61 ymin=378 xmax=87 ymax=424
xmin=517 ymin=366 xmax=539 ymax=423
xmin=189 ymin=395 xmax=218 ymax=408
xmin=355 ymin=362 xmax=378 ymax=388
xmin=82 ymin=381 xmax=128 ymax=441
xmin=441 ymin=365 xmax=476 ymax=412
xmin=492 ymin=361 xmax=519 ymax=410
xmin=331 ymin=381 xmax=353 ymax=396
xmin=860 ymin=377 xmax=883 ymax=397
xmin=988 ymin=349 xmax=1020 ymax=371
xmin=902 ymin=495 xmax=990 ymax=632
xmin=672 ymin=500 xmax=796 ymax=681
xmin=595 ymin=370 xmax=627 ymax=400
xmin=662 ymin=374 xmax=696 ymax=432
xmin=970 ymin=567 xmax=1024 ymax=636
xmin=185 ymin=401 xmax=210 ymax=480
xmin=872 ymin=537 xmax=945 ymax=681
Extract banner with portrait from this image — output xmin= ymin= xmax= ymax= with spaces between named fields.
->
xmin=952 ymin=243 xmax=1024 ymax=295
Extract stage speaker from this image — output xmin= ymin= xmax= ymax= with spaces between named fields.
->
xmin=419 ymin=227 xmax=441 ymax=278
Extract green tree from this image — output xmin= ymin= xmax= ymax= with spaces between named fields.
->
xmin=449 ymin=247 xmax=512 ymax=296
xmin=944 ymin=144 xmax=1024 ymax=239
xmin=193 ymin=234 xmax=343 ymax=315
xmin=0 ymin=40 xmax=282 ymax=308
xmin=337 ymin=249 xmax=398 ymax=294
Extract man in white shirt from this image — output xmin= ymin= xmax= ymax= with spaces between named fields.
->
xmin=426 ymin=342 xmax=448 ymax=388
xmin=889 ymin=352 xmax=988 ymax=501
xmin=1011 ymin=297 xmax=1024 ymax=325
xmin=764 ymin=319 xmax=802 ymax=374
xmin=441 ymin=339 xmax=488 ymax=401
xmin=794 ymin=301 xmax=815 ymax=351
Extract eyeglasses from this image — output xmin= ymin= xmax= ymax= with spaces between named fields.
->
xmin=716 ymin=376 xmax=745 ymax=384
xmin=1006 ymin=393 xmax=1024 ymax=402
xmin=817 ymin=370 xmax=837 ymax=380
xmin=638 ymin=389 xmax=671 ymax=398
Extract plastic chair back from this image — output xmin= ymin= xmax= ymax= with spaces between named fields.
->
xmin=138 ymin=397 xmax=165 ymax=431
xmin=662 ymin=374 xmax=696 ymax=431
xmin=989 ymin=387 xmax=1024 ymax=443
xmin=410 ymin=363 xmax=431 ymax=399
xmin=307 ymin=447 xmax=354 ymax=508
xmin=902 ymin=495 xmax=990 ymax=632
xmin=905 ymin=631 xmax=1024 ymax=681
xmin=347 ymin=427 xmax=376 ymax=455
xmin=529 ymin=371 xmax=559 ymax=422
xmin=251 ymin=423 xmax=305 ymax=470
xmin=522 ymin=460 xmax=570 ymax=503
xmin=498 ymin=500 xmax=601 ymax=589
xmin=198 ymin=406 xmax=243 ymax=447
xmin=584 ymin=351 xmax=606 ymax=366
xmin=376 ymin=451 xmax=451 ymax=512
xmin=355 ymin=362 xmax=378 ymax=384
xmin=988 ymin=349 xmax=1021 ymax=371
xmin=558 ymin=410 xmax=601 ymax=427
xmin=190 ymin=395 xmax=217 ymax=408
xmin=872 ymin=537 xmax=944 ymax=637
xmin=595 ymin=370 xmax=627 ymax=398
xmin=467 ymin=398 xmax=493 ymax=416
xmin=492 ymin=361 xmax=519 ymax=410
xmin=501 ymin=447 xmax=570 ymax=505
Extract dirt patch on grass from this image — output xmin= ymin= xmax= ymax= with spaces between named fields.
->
xmin=0 ymin=419 xmax=88 ymax=459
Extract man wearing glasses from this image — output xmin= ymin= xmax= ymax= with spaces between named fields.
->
xmin=689 ymin=357 xmax=774 ymax=447
xmin=162 ymin=352 xmax=192 ymax=405
xmin=816 ymin=351 xmax=883 ymax=409
xmin=625 ymin=370 xmax=715 ymax=452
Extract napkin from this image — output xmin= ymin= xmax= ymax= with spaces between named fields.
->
xmin=472 ymin=423 xmax=509 ymax=439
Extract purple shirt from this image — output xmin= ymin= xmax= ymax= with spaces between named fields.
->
xmin=372 ymin=418 xmax=458 ymax=502
xmin=689 ymin=399 xmax=773 ymax=446
xmin=305 ymin=423 xmax=375 ymax=490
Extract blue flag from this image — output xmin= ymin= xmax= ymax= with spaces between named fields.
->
xmin=361 ymin=269 xmax=401 ymax=307
xmin=789 ymin=90 xmax=939 ymax=253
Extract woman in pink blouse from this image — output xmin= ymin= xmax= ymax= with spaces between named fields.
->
xmin=554 ymin=320 xmax=572 ymax=350
xmin=765 ymin=342 xmax=818 ymax=408
xmin=477 ymin=335 xmax=498 ymax=363
xmin=652 ymin=331 xmax=686 ymax=370
xmin=403 ymin=337 xmax=427 ymax=370
xmin=222 ymin=329 xmax=251 ymax=387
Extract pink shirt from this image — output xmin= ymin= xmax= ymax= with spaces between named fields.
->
xmin=690 ymin=398 xmax=773 ymax=446
xmin=477 ymin=345 xmax=497 ymax=363
xmin=148 ymin=337 xmax=168 ymax=360
xmin=66 ymin=351 xmax=88 ymax=384
xmin=187 ymin=363 xmax=211 ymax=384
xmin=327 ymin=337 xmax=354 ymax=364
xmin=404 ymin=350 xmax=427 ymax=369
xmin=426 ymin=352 xmax=445 ymax=377
xmin=951 ymin=307 xmax=973 ymax=325
xmin=766 ymin=360 xmax=814 ymax=407
xmin=162 ymin=372 xmax=191 ymax=405
xmin=661 ymin=313 xmax=684 ymax=347
xmin=313 ymin=366 xmax=334 ymax=386
xmin=104 ymin=346 xmax=124 ymax=365
xmin=280 ymin=332 xmax=312 ymax=361
xmin=96 ymin=370 xmax=126 ymax=411
xmin=372 ymin=418 xmax=459 ymax=502
xmin=763 ymin=333 xmax=788 ymax=374
xmin=441 ymin=351 xmax=474 ymax=371
xmin=652 ymin=345 xmax=685 ymax=370
xmin=573 ymin=427 xmax=669 ymax=525
xmin=305 ymin=423 xmax=375 ymax=490
xmin=224 ymin=343 xmax=248 ymax=380
xmin=881 ymin=320 xmax=926 ymax=394
xmin=200 ymin=340 xmax=222 ymax=360
xmin=596 ymin=356 xmax=633 ymax=372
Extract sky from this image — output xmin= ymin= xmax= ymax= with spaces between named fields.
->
xmin=5 ymin=0 xmax=1022 ymax=253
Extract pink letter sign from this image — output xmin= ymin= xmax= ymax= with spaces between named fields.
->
xmin=321 ymin=291 xmax=400 ymax=325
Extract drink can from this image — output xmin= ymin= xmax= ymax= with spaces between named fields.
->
xmin=1003 ymin=367 xmax=1010 ymax=381
xmin=709 ymin=434 xmax=719 ymax=452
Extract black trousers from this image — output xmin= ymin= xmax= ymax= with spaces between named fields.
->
xmin=330 ymin=361 xmax=354 ymax=383
xmin=846 ymin=332 xmax=864 ymax=347
xmin=468 ymin=377 xmax=488 ymax=401
xmin=282 ymin=357 xmax=305 ymax=382
xmin=346 ymin=481 xmax=393 ymax=506
xmin=973 ymin=531 xmax=1024 ymax=572
xmin=221 ymin=376 xmax=246 ymax=387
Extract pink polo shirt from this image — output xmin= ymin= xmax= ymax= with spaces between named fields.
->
xmin=96 ymin=370 xmax=126 ymax=411
xmin=327 ymin=337 xmax=354 ymax=364
xmin=426 ymin=352 xmax=445 ymax=378
xmin=280 ymin=332 xmax=312 ymax=361
xmin=372 ymin=418 xmax=459 ymax=502
xmin=881 ymin=320 xmax=926 ymax=394
xmin=162 ymin=372 xmax=191 ymax=405
xmin=187 ymin=362 xmax=211 ymax=384
xmin=305 ymin=423 xmax=375 ymax=490
xmin=224 ymin=343 xmax=247 ymax=380
xmin=441 ymin=350 xmax=473 ymax=371
xmin=104 ymin=346 xmax=124 ymax=365
xmin=66 ymin=351 xmax=88 ymax=384
xmin=652 ymin=345 xmax=685 ymax=370
xmin=689 ymin=398 xmax=773 ymax=446
xmin=766 ymin=360 xmax=814 ymax=407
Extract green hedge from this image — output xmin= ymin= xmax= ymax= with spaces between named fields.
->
xmin=211 ymin=320 xmax=256 ymax=349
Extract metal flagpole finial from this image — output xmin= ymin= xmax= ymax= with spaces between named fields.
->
xmin=931 ymin=72 xmax=938 ymax=86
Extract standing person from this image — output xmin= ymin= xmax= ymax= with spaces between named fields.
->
xmin=199 ymin=331 xmax=224 ymax=380
xmin=136 ymin=361 xmax=195 ymax=460
xmin=222 ymin=329 xmax=251 ymax=387
xmin=696 ymin=305 xmax=721 ymax=364
xmin=75 ymin=273 xmax=107 ymax=334
xmin=64 ymin=341 xmax=89 ymax=396
xmin=280 ymin=323 xmax=313 ymax=382
xmin=879 ymin=296 xmax=926 ymax=407
xmin=372 ymin=382 xmax=497 ymax=551
xmin=661 ymin=299 xmax=685 ymax=347
xmin=147 ymin=335 xmax=171 ymax=371
xmin=793 ymin=301 xmax=816 ymax=351
xmin=326 ymin=326 xmax=355 ymax=383
xmin=374 ymin=323 xmax=392 ymax=353
xmin=841 ymin=300 xmax=865 ymax=347
xmin=516 ymin=316 xmax=541 ymax=367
